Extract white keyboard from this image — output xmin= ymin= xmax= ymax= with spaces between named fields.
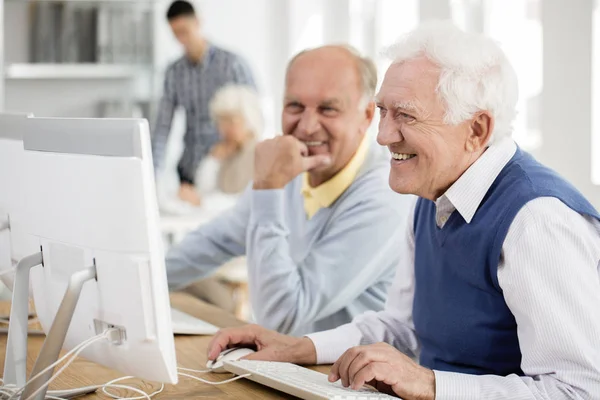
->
xmin=223 ymin=360 xmax=399 ymax=400
xmin=170 ymin=308 xmax=219 ymax=335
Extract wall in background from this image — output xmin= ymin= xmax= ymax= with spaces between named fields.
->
xmin=3 ymin=0 xmax=600 ymax=208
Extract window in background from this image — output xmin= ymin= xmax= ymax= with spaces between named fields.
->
xmin=368 ymin=0 xmax=419 ymax=135
xmin=373 ymin=0 xmax=419 ymax=86
xmin=289 ymin=0 xmax=324 ymax=56
xmin=484 ymin=0 xmax=542 ymax=153
xmin=452 ymin=0 xmax=542 ymax=153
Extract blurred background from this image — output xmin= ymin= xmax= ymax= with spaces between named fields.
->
xmin=0 ymin=0 xmax=598 ymax=315
xmin=0 ymin=0 xmax=598 ymax=204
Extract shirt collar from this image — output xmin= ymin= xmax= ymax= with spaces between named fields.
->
xmin=184 ymin=42 xmax=215 ymax=68
xmin=436 ymin=138 xmax=517 ymax=224
xmin=301 ymin=134 xmax=370 ymax=218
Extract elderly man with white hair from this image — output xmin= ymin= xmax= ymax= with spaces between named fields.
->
xmin=207 ymin=21 xmax=600 ymax=399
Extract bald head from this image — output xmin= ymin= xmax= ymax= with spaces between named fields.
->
xmin=286 ymin=45 xmax=377 ymax=105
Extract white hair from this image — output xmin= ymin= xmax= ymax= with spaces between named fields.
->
xmin=383 ymin=20 xmax=519 ymax=144
xmin=209 ymin=84 xmax=264 ymax=137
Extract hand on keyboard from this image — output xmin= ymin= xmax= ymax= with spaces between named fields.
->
xmin=223 ymin=360 xmax=399 ymax=400
xmin=207 ymin=324 xmax=317 ymax=365
xmin=330 ymin=343 xmax=435 ymax=400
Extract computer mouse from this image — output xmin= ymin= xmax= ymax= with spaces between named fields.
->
xmin=206 ymin=347 xmax=256 ymax=373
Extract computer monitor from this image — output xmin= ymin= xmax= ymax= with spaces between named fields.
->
xmin=3 ymin=117 xmax=178 ymax=396
xmin=0 ymin=112 xmax=34 ymax=291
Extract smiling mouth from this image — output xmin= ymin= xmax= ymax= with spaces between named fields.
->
xmin=391 ymin=152 xmax=416 ymax=161
xmin=302 ymin=141 xmax=327 ymax=147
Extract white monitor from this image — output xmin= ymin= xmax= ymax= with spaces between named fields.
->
xmin=4 ymin=117 xmax=178 ymax=395
xmin=0 ymin=112 xmax=35 ymax=291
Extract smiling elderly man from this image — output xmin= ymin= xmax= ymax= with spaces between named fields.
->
xmin=207 ymin=22 xmax=600 ymax=400
xmin=166 ymin=45 xmax=412 ymax=336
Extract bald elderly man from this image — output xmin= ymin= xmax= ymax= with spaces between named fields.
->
xmin=166 ymin=45 xmax=413 ymax=336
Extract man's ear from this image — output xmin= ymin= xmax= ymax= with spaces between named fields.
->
xmin=466 ymin=111 xmax=494 ymax=151
xmin=365 ymin=100 xmax=376 ymax=123
xmin=360 ymin=100 xmax=376 ymax=133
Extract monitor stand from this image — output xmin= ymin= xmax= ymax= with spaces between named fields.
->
xmin=3 ymin=251 xmax=98 ymax=400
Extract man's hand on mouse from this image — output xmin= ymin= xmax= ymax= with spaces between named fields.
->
xmin=253 ymin=135 xmax=331 ymax=190
xmin=207 ymin=324 xmax=317 ymax=365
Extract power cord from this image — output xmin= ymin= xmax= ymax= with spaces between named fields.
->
xmin=176 ymin=366 xmax=251 ymax=385
xmin=8 ymin=330 xmax=113 ymax=400
xmin=0 ymin=332 xmax=254 ymax=399
xmin=101 ymin=377 xmax=164 ymax=400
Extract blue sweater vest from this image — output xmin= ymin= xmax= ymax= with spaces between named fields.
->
xmin=412 ymin=147 xmax=599 ymax=375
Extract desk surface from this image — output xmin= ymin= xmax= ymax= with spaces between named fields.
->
xmin=0 ymin=293 xmax=330 ymax=399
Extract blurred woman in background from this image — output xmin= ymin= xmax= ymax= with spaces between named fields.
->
xmin=181 ymin=85 xmax=262 ymax=314
xmin=194 ymin=84 xmax=262 ymax=199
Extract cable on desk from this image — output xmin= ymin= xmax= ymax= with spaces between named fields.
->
xmin=10 ymin=330 xmax=113 ymax=400
xmin=101 ymin=376 xmax=163 ymax=400
xmin=0 ymin=336 xmax=253 ymax=399
xmin=177 ymin=371 xmax=252 ymax=385
xmin=177 ymin=366 xmax=211 ymax=374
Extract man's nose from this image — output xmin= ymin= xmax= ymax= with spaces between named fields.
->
xmin=377 ymin=116 xmax=404 ymax=146
xmin=297 ymin=110 xmax=320 ymax=136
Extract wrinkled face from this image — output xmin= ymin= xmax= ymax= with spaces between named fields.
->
xmin=376 ymin=57 xmax=486 ymax=200
xmin=282 ymin=48 xmax=374 ymax=185
xmin=217 ymin=113 xmax=249 ymax=145
xmin=169 ymin=15 xmax=200 ymax=54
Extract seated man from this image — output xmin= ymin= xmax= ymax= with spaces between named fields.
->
xmin=166 ymin=45 xmax=413 ymax=336
xmin=207 ymin=22 xmax=600 ymax=399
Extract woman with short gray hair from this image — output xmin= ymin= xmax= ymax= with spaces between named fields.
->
xmin=195 ymin=84 xmax=262 ymax=196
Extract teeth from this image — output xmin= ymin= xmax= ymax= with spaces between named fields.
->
xmin=391 ymin=152 xmax=416 ymax=161
xmin=304 ymin=141 xmax=325 ymax=146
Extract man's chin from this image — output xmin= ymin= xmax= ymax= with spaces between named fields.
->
xmin=307 ymin=163 xmax=329 ymax=172
xmin=306 ymin=144 xmax=330 ymax=157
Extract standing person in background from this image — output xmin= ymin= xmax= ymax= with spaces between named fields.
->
xmin=152 ymin=0 xmax=257 ymax=206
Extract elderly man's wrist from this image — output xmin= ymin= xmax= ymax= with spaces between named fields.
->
xmin=416 ymin=368 xmax=436 ymax=400
xmin=290 ymin=337 xmax=318 ymax=365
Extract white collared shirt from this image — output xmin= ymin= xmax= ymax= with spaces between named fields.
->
xmin=308 ymin=138 xmax=600 ymax=399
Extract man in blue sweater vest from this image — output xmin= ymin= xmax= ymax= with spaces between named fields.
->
xmin=207 ymin=22 xmax=600 ymax=399
xmin=166 ymin=45 xmax=413 ymax=336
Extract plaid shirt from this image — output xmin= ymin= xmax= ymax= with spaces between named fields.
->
xmin=151 ymin=44 xmax=256 ymax=184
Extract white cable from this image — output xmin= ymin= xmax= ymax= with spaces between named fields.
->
xmin=21 ymin=332 xmax=111 ymax=400
xmin=0 ymin=331 xmax=162 ymax=400
xmin=16 ymin=332 xmax=109 ymax=398
xmin=6 ymin=330 xmax=112 ymax=400
xmin=0 ymin=388 xmax=16 ymax=398
xmin=101 ymin=376 xmax=163 ymax=400
xmin=177 ymin=371 xmax=252 ymax=385
xmin=99 ymin=384 xmax=153 ymax=400
xmin=0 ymin=383 xmax=69 ymax=400
xmin=177 ymin=367 xmax=211 ymax=374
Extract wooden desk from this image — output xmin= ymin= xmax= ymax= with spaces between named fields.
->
xmin=0 ymin=293 xmax=330 ymax=399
